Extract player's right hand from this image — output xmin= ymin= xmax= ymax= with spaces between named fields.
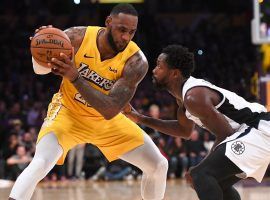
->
xmin=122 ymin=104 xmax=141 ymax=123
xmin=29 ymin=25 xmax=53 ymax=40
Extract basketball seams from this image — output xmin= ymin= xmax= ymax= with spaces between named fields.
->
xmin=32 ymin=32 xmax=71 ymax=44
xmin=31 ymin=47 xmax=72 ymax=50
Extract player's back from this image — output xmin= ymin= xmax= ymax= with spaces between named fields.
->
xmin=52 ymin=26 xmax=140 ymax=118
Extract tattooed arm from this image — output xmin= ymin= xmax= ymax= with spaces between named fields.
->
xmin=64 ymin=26 xmax=86 ymax=53
xmin=72 ymin=51 xmax=148 ymax=119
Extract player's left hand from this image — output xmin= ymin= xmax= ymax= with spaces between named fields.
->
xmin=49 ymin=49 xmax=79 ymax=82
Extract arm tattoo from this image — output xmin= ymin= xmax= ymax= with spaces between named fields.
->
xmin=64 ymin=27 xmax=86 ymax=52
xmin=72 ymin=51 xmax=148 ymax=119
xmin=109 ymin=51 xmax=148 ymax=108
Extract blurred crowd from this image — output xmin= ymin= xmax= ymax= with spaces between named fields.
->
xmin=0 ymin=0 xmax=267 ymax=182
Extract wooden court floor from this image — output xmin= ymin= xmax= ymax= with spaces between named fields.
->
xmin=0 ymin=178 xmax=270 ymax=200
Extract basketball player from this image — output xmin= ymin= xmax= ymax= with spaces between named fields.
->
xmin=123 ymin=44 xmax=270 ymax=200
xmin=9 ymin=4 xmax=168 ymax=200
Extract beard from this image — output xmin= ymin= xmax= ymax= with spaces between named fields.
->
xmin=152 ymin=76 xmax=167 ymax=91
xmin=107 ymin=29 xmax=127 ymax=53
xmin=107 ymin=29 xmax=119 ymax=52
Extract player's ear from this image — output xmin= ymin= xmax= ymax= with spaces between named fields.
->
xmin=172 ymin=69 xmax=180 ymax=78
xmin=105 ymin=16 xmax=112 ymax=27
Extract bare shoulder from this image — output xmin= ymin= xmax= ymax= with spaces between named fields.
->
xmin=184 ymin=86 xmax=219 ymax=118
xmin=64 ymin=26 xmax=87 ymax=51
xmin=184 ymin=86 xmax=220 ymax=107
xmin=122 ymin=50 xmax=149 ymax=86
xmin=184 ymin=87 xmax=203 ymax=106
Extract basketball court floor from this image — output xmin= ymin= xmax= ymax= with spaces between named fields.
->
xmin=0 ymin=178 xmax=270 ymax=200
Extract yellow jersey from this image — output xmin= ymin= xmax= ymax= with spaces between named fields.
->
xmin=55 ymin=26 xmax=140 ymax=118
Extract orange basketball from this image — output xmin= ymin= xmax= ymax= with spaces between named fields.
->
xmin=30 ymin=27 xmax=72 ymax=68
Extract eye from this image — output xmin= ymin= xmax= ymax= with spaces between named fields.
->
xmin=119 ymin=27 xmax=127 ymax=33
xmin=129 ymin=30 xmax=135 ymax=35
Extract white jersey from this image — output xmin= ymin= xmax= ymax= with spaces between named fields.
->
xmin=182 ymin=76 xmax=270 ymax=182
xmin=182 ymin=76 xmax=267 ymax=131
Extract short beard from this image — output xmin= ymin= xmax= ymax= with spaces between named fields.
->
xmin=107 ymin=29 xmax=119 ymax=53
xmin=152 ymin=76 xmax=167 ymax=91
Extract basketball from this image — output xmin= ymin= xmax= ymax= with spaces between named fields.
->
xmin=30 ymin=27 xmax=72 ymax=67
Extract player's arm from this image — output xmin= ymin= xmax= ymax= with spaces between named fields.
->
xmin=64 ymin=26 xmax=86 ymax=53
xmin=123 ymin=104 xmax=194 ymax=139
xmin=74 ymin=51 xmax=148 ymax=119
xmin=50 ymin=50 xmax=148 ymax=120
xmin=184 ymin=87 xmax=234 ymax=144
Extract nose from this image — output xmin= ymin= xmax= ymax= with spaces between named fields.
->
xmin=121 ymin=33 xmax=130 ymax=42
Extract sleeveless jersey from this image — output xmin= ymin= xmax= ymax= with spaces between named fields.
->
xmin=182 ymin=76 xmax=267 ymax=131
xmin=57 ymin=26 xmax=140 ymax=118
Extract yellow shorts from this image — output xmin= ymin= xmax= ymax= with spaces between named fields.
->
xmin=37 ymin=101 xmax=144 ymax=165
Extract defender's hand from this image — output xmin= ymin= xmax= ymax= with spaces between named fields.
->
xmin=49 ymin=49 xmax=79 ymax=82
xmin=122 ymin=104 xmax=141 ymax=123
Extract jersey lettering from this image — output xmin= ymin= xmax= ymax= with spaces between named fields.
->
xmin=78 ymin=62 xmax=115 ymax=91
xmin=74 ymin=93 xmax=91 ymax=107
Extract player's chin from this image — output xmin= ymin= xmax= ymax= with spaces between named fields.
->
xmin=152 ymin=80 xmax=160 ymax=89
xmin=152 ymin=78 xmax=166 ymax=90
xmin=152 ymin=76 xmax=158 ymax=85
xmin=117 ymin=44 xmax=128 ymax=52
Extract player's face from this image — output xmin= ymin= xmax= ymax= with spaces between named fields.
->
xmin=106 ymin=13 xmax=138 ymax=52
xmin=152 ymin=53 xmax=171 ymax=90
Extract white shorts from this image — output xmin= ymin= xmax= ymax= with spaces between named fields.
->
xmin=220 ymin=123 xmax=270 ymax=182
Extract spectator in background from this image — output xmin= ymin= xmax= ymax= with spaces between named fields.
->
xmin=7 ymin=103 xmax=25 ymax=125
xmin=85 ymin=144 xmax=107 ymax=180
xmin=6 ymin=145 xmax=32 ymax=180
xmin=27 ymin=102 xmax=42 ymax=127
xmin=104 ymin=160 xmax=133 ymax=181
xmin=46 ymin=164 xmax=67 ymax=182
xmin=67 ymin=144 xmax=85 ymax=180
xmin=157 ymin=137 xmax=169 ymax=160
xmin=143 ymin=104 xmax=161 ymax=141
xmin=21 ymin=132 xmax=36 ymax=156
xmin=3 ymin=134 xmax=20 ymax=160
xmin=0 ymin=100 xmax=7 ymax=149
xmin=203 ymin=131 xmax=215 ymax=152
xmin=185 ymin=129 xmax=207 ymax=167
xmin=27 ymin=127 xmax=38 ymax=142
xmin=9 ymin=119 xmax=24 ymax=137
xmin=167 ymin=138 xmax=188 ymax=178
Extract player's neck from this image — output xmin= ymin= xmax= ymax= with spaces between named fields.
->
xmin=167 ymin=78 xmax=183 ymax=100
xmin=97 ymin=29 xmax=117 ymax=60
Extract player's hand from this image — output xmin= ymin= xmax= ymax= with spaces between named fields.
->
xmin=29 ymin=25 xmax=53 ymax=40
xmin=122 ymin=104 xmax=141 ymax=123
xmin=49 ymin=48 xmax=79 ymax=82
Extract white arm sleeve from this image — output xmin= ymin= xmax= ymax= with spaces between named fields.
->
xmin=32 ymin=57 xmax=51 ymax=75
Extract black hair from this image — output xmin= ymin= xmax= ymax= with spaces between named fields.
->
xmin=110 ymin=3 xmax=138 ymax=17
xmin=162 ymin=44 xmax=195 ymax=79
